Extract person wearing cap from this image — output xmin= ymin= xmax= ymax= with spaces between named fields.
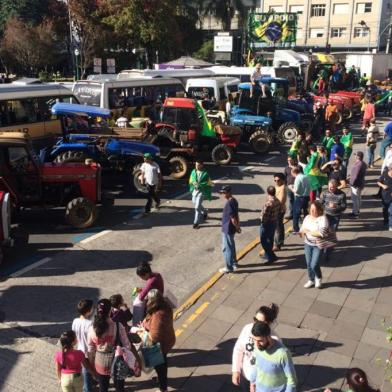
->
xmin=349 ymin=151 xmax=367 ymax=218
xmin=219 ymin=185 xmax=241 ymax=274
xmin=188 ymin=160 xmax=212 ymax=229
xmin=140 ymin=153 xmax=162 ymax=213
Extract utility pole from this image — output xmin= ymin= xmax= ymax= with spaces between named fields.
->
xmin=386 ymin=12 xmax=392 ymax=53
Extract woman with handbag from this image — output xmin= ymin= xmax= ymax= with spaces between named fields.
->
xmin=141 ymin=289 xmax=176 ymax=392
xmin=299 ymin=201 xmax=336 ymax=289
xmin=87 ymin=299 xmax=140 ymax=392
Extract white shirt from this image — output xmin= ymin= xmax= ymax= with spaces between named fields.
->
xmin=251 ymin=68 xmax=262 ymax=83
xmin=382 ymin=149 xmax=392 ymax=173
xmin=225 ymin=101 xmax=232 ymax=116
xmin=116 ymin=116 xmax=128 ymax=128
xmin=72 ymin=317 xmax=93 ymax=356
xmin=232 ymin=323 xmax=279 ymax=381
xmin=301 ymin=215 xmax=328 ymax=245
xmin=141 ymin=161 xmax=161 ymax=186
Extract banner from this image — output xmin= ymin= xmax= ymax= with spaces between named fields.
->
xmin=248 ymin=12 xmax=297 ymax=48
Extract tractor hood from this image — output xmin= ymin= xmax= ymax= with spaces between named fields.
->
xmin=105 ymin=138 xmax=160 ymax=157
xmin=231 ymin=114 xmax=272 ymax=127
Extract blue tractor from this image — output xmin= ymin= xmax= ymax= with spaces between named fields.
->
xmin=231 ymin=82 xmax=302 ymax=148
xmin=47 ymin=103 xmax=169 ymax=193
xmin=259 ymin=77 xmax=315 ymax=134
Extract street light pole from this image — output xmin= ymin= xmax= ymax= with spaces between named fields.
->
xmin=67 ymin=0 xmax=76 ymax=80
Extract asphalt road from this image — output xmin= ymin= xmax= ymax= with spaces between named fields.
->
xmin=1 ymin=144 xmax=284 ymax=278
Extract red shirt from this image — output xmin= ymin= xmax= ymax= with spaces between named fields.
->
xmin=55 ymin=349 xmax=85 ymax=374
xmin=139 ymin=273 xmax=164 ymax=301
xmin=363 ymin=103 xmax=375 ymax=120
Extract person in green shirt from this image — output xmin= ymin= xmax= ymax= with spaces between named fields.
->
xmin=189 ymin=160 xmax=212 ymax=229
xmin=322 ymin=129 xmax=334 ymax=156
xmin=340 ymin=127 xmax=354 ymax=175
xmin=288 ymin=133 xmax=304 ymax=160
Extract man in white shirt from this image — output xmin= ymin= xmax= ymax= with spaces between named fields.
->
xmin=115 ymin=116 xmax=129 ymax=128
xmin=140 ymin=153 xmax=162 ymax=213
xmin=250 ymin=63 xmax=267 ymax=98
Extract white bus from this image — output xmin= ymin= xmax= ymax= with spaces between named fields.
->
xmin=117 ymin=68 xmax=214 ymax=85
xmin=208 ymin=65 xmax=298 ymax=94
xmin=73 ymin=77 xmax=185 ymax=119
xmin=0 ymin=82 xmax=78 ymax=142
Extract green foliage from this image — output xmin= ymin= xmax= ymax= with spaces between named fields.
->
xmin=38 ymin=70 xmax=51 ymax=82
xmin=193 ymin=40 xmax=214 ymax=62
xmin=378 ymin=319 xmax=392 ymax=383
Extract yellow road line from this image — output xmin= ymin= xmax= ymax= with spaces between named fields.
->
xmin=173 ymin=219 xmax=290 ymax=321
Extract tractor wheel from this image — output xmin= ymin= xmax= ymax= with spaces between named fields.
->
xmin=249 ymin=130 xmax=272 ymax=154
xmin=211 ymin=144 xmax=232 ymax=165
xmin=132 ymin=164 xmax=148 ymax=194
xmin=343 ymin=108 xmax=353 ymax=120
xmin=277 ymin=122 xmax=300 ymax=144
xmin=55 ymin=150 xmax=90 ymax=164
xmin=65 ymin=197 xmax=98 ymax=229
xmin=169 ymin=156 xmax=188 ymax=179
xmin=300 ymin=117 xmax=314 ymax=133
xmin=335 ymin=111 xmax=343 ymax=125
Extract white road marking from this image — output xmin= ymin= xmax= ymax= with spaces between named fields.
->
xmin=264 ymin=156 xmax=276 ymax=162
xmin=79 ymin=230 xmax=112 ymax=244
xmin=239 ymin=165 xmax=255 ymax=172
xmin=11 ymin=257 xmax=52 ymax=278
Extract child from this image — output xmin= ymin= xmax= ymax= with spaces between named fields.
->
xmin=325 ymin=368 xmax=379 ymax=392
xmin=72 ymin=299 xmax=94 ymax=392
xmin=110 ymin=294 xmax=133 ymax=332
xmin=55 ymin=330 xmax=96 ymax=392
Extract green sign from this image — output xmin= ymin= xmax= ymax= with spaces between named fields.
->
xmin=248 ymin=12 xmax=297 ymax=48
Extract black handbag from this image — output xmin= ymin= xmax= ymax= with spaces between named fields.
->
xmin=110 ymin=323 xmax=134 ymax=380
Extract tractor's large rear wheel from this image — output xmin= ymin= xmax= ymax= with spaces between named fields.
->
xmin=65 ymin=197 xmax=98 ymax=229
xmin=211 ymin=144 xmax=232 ymax=165
xmin=55 ymin=150 xmax=91 ymax=164
xmin=343 ymin=108 xmax=353 ymax=120
xmin=249 ymin=130 xmax=272 ymax=154
xmin=132 ymin=164 xmax=148 ymax=194
xmin=335 ymin=111 xmax=343 ymax=125
xmin=169 ymin=156 xmax=188 ymax=179
xmin=277 ymin=122 xmax=300 ymax=144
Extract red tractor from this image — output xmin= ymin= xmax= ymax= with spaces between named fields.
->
xmin=151 ymin=98 xmax=242 ymax=177
xmin=0 ymin=132 xmax=101 ymax=229
xmin=312 ymin=94 xmax=354 ymax=124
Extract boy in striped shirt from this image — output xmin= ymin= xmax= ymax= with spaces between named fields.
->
xmin=250 ymin=322 xmax=297 ymax=392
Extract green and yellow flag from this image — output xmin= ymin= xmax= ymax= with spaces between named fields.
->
xmin=248 ymin=12 xmax=297 ymax=48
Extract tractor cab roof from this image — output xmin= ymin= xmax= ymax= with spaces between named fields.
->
xmin=239 ymin=78 xmax=288 ymax=90
xmin=51 ymin=103 xmax=111 ymax=118
xmin=163 ymin=97 xmax=196 ymax=109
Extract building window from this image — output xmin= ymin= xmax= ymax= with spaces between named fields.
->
xmin=333 ymin=3 xmax=349 ymax=14
xmin=289 ymin=5 xmax=304 ymax=13
xmin=311 ymin=4 xmax=326 ymax=17
xmin=353 ymin=26 xmax=369 ymax=37
xmin=269 ymin=5 xmax=284 ymax=12
xmin=330 ymin=27 xmax=346 ymax=37
xmin=356 ymin=2 xmax=372 ymax=13
xmin=310 ymin=28 xmax=324 ymax=38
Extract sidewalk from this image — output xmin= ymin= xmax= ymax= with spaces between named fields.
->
xmin=135 ymin=165 xmax=392 ymax=391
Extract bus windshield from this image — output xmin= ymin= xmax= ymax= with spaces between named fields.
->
xmin=73 ymin=83 xmax=101 ymax=107
xmin=187 ymin=87 xmax=214 ymax=99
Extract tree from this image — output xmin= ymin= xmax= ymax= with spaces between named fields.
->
xmin=1 ymin=18 xmax=59 ymax=74
xmin=193 ymin=40 xmax=214 ymax=62
xmin=201 ymin=0 xmax=247 ymax=31
xmin=0 ymin=0 xmax=52 ymax=34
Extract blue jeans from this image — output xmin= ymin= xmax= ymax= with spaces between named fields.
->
xmin=326 ymin=214 xmax=341 ymax=231
xmin=293 ymin=196 xmax=309 ymax=232
xmin=274 ymin=213 xmax=285 ymax=248
xmin=382 ymin=201 xmax=392 ymax=228
xmin=287 ymin=189 xmax=294 ymax=217
xmin=367 ymin=145 xmax=376 ymax=166
xmin=192 ymin=192 xmax=205 ymax=225
xmin=222 ymin=232 xmax=236 ymax=270
xmin=381 ymin=137 xmax=392 ymax=159
xmin=304 ymin=243 xmax=322 ymax=281
xmin=82 ymin=366 xmax=94 ymax=392
xmin=260 ymin=222 xmax=277 ymax=262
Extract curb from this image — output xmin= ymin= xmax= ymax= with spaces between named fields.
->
xmin=173 ymin=219 xmax=289 ymax=321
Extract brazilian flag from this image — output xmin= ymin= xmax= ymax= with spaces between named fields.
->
xmin=248 ymin=12 xmax=297 ymax=47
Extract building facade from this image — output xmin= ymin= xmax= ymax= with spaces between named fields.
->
xmin=259 ymin=0 xmax=392 ymax=51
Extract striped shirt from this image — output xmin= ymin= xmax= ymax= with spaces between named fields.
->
xmin=250 ymin=340 xmax=297 ymax=392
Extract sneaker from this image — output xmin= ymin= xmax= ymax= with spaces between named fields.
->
xmin=272 ymin=246 xmax=281 ymax=252
xmin=232 ymin=264 xmax=239 ymax=271
xmin=155 ymin=202 xmax=161 ymax=209
xmin=349 ymin=213 xmax=359 ymax=219
xmin=219 ymin=267 xmax=232 ymax=274
xmin=193 ymin=224 xmax=200 ymax=229
xmin=303 ymin=280 xmax=314 ymax=289
xmin=315 ymin=278 xmax=322 ymax=289
xmin=203 ymin=211 xmax=208 ymax=220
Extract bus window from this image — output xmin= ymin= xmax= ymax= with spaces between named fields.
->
xmin=73 ymin=83 xmax=101 ymax=106
xmin=219 ymin=87 xmax=227 ymax=100
xmin=227 ymin=84 xmax=239 ymax=93
xmin=240 ymin=75 xmax=251 ymax=82
xmin=187 ymin=87 xmax=214 ymax=99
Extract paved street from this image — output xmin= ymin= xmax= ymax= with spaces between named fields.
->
xmin=1 ymin=120 xmax=392 ymax=391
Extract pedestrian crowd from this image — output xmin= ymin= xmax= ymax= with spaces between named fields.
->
xmin=54 ymin=261 xmax=175 ymax=392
